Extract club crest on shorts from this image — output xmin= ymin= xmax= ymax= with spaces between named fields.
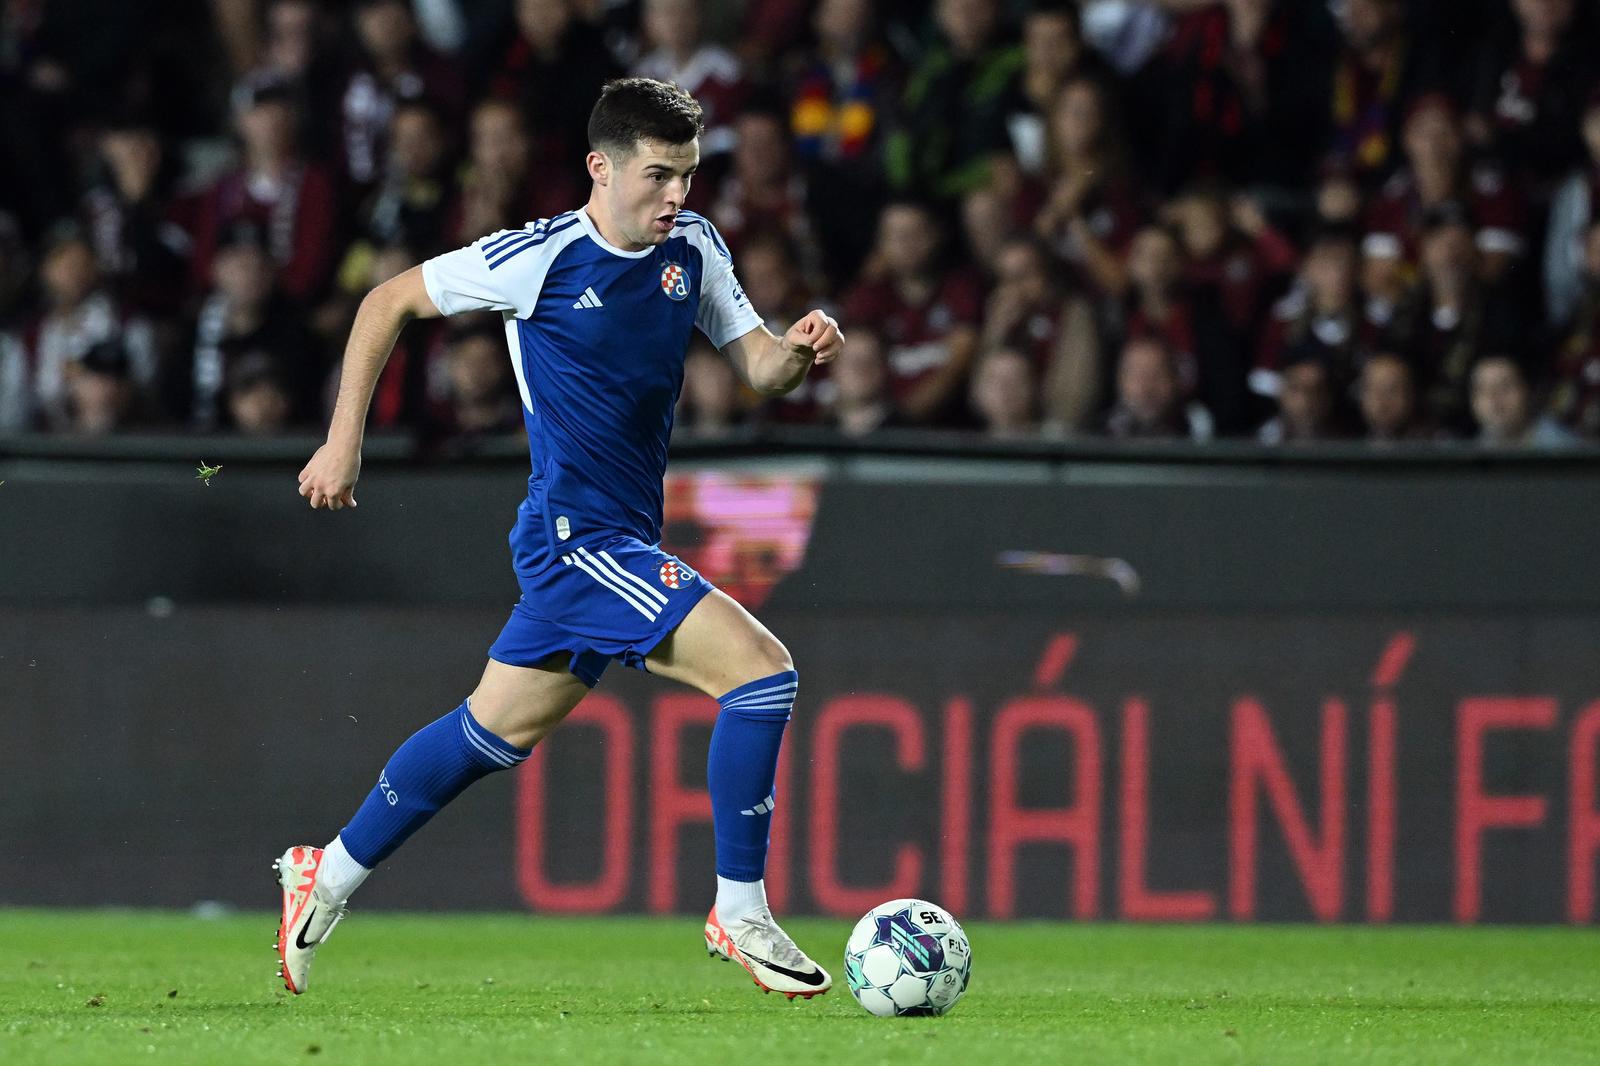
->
xmin=659 ymin=559 xmax=694 ymax=588
xmin=660 ymin=262 xmax=690 ymax=301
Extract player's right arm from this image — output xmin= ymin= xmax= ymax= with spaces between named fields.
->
xmin=300 ymin=226 xmax=549 ymax=510
xmin=298 ymin=265 xmax=441 ymax=511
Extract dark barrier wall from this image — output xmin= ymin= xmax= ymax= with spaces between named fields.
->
xmin=3 ymin=453 xmax=1599 ymax=921
xmin=4 ymin=608 xmax=1600 ymax=922
xmin=3 ymin=455 xmax=1599 ymax=609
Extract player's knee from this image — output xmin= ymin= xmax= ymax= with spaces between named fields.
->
xmin=722 ymin=637 xmax=797 ymax=713
xmin=737 ymin=633 xmax=793 ymax=686
xmin=762 ymin=634 xmax=795 ymax=678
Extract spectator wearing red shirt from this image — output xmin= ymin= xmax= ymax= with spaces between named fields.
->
xmin=1384 ymin=207 xmax=1522 ymax=433
xmin=190 ymin=76 xmax=338 ymax=305
xmin=1166 ymin=183 xmax=1297 ymax=336
xmin=825 ymin=322 xmax=901 ymax=437
xmin=705 ymin=103 xmax=825 ymax=292
xmin=980 ymin=235 xmax=1103 ymax=433
xmin=1467 ymin=0 xmax=1595 ymax=197
xmin=1362 ymin=93 xmax=1525 ymax=297
xmin=1152 ymin=0 xmax=1336 ymax=193
xmin=633 ymin=0 xmax=749 ymax=158
xmin=735 ymin=0 xmax=814 ymax=79
xmin=446 ymin=98 xmax=584 ymax=248
xmin=1100 ymin=334 xmax=1214 ymax=441
xmin=1032 ymin=74 xmax=1145 ymax=299
xmin=1117 ymin=223 xmax=1252 ymax=434
xmin=490 ymin=0 xmax=622 ymax=161
xmin=1254 ymin=225 xmax=1377 ymax=407
xmin=336 ymin=0 xmax=464 ymax=194
xmin=842 ymin=199 xmax=982 ymax=425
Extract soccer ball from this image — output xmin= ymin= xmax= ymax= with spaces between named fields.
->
xmin=843 ymin=898 xmax=971 ymax=1017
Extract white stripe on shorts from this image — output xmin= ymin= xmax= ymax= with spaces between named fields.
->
xmin=588 ymin=548 xmax=669 ymax=607
xmin=571 ymin=551 xmax=660 ymax=620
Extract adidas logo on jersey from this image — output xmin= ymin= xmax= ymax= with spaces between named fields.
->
xmin=572 ymin=286 xmax=604 ymax=310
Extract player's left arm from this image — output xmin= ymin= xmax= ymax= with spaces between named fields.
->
xmin=721 ymin=311 xmax=844 ymax=397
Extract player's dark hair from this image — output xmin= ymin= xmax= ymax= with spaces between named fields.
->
xmin=588 ymin=78 xmax=705 ymax=159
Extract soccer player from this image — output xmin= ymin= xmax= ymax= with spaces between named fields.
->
xmin=276 ymin=78 xmax=842 ymax=1000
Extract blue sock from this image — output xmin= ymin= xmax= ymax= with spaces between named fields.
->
xmin=339 ymin=701 xmax=531 ymax=868
xmin=708 ymin=670 xmax=797 ymax=882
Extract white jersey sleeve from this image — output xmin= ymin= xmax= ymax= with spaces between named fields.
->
xmin=421 ymin=217 xmax=579 ymax=319
xmin=679 ymin=215 xmax=763 ymax=348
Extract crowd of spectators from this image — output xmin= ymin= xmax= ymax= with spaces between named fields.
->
xmin=2 ymin=0 xmax=1598 ymax=450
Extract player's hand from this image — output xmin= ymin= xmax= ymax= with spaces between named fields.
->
xmin=783 ymin=309 xmax=844 ymax=366
xmin=297 ymin=441 xmax=361 ymax=511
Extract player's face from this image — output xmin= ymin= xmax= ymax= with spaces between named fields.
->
xmin=596 ymin=138 xmax=700 ymax=250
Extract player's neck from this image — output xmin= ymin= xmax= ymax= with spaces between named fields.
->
xmin=583 ymin=201 xmax=648 ymax=253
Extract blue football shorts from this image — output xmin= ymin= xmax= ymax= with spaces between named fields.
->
xmin=488 ymin=533 xmax=714 ymax=687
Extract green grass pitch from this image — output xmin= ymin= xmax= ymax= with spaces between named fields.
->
xmin=3 ymin=910 xmax=1599 ymax=1065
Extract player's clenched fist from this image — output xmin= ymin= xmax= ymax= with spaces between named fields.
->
xmin=783 ymin=309 xmax=844 ymax=365
xmin=298 ymin=441 xmax=361 ymax=511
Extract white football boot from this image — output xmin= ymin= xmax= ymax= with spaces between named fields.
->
xmin=272 ymin=845 xmax=348 ymax=994
xmin=705 ymin=905 xmax=831 ymax=999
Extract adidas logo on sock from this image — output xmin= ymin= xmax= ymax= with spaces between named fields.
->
xmin=740 ymin=794 xmax=775 ymax=816
xmin=572 ymin=286 xmax=603 ymax=310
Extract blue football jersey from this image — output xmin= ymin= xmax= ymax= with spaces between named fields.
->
xmin=421 ymin=207 xmax=762 ymax=555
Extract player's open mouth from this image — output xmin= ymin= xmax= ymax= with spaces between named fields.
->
xmin=654 ymin=214 xmax=676 ymax=231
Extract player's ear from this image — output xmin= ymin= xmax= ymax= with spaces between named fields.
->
xmin=586 ymin=151 xmax=609 ymax=186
